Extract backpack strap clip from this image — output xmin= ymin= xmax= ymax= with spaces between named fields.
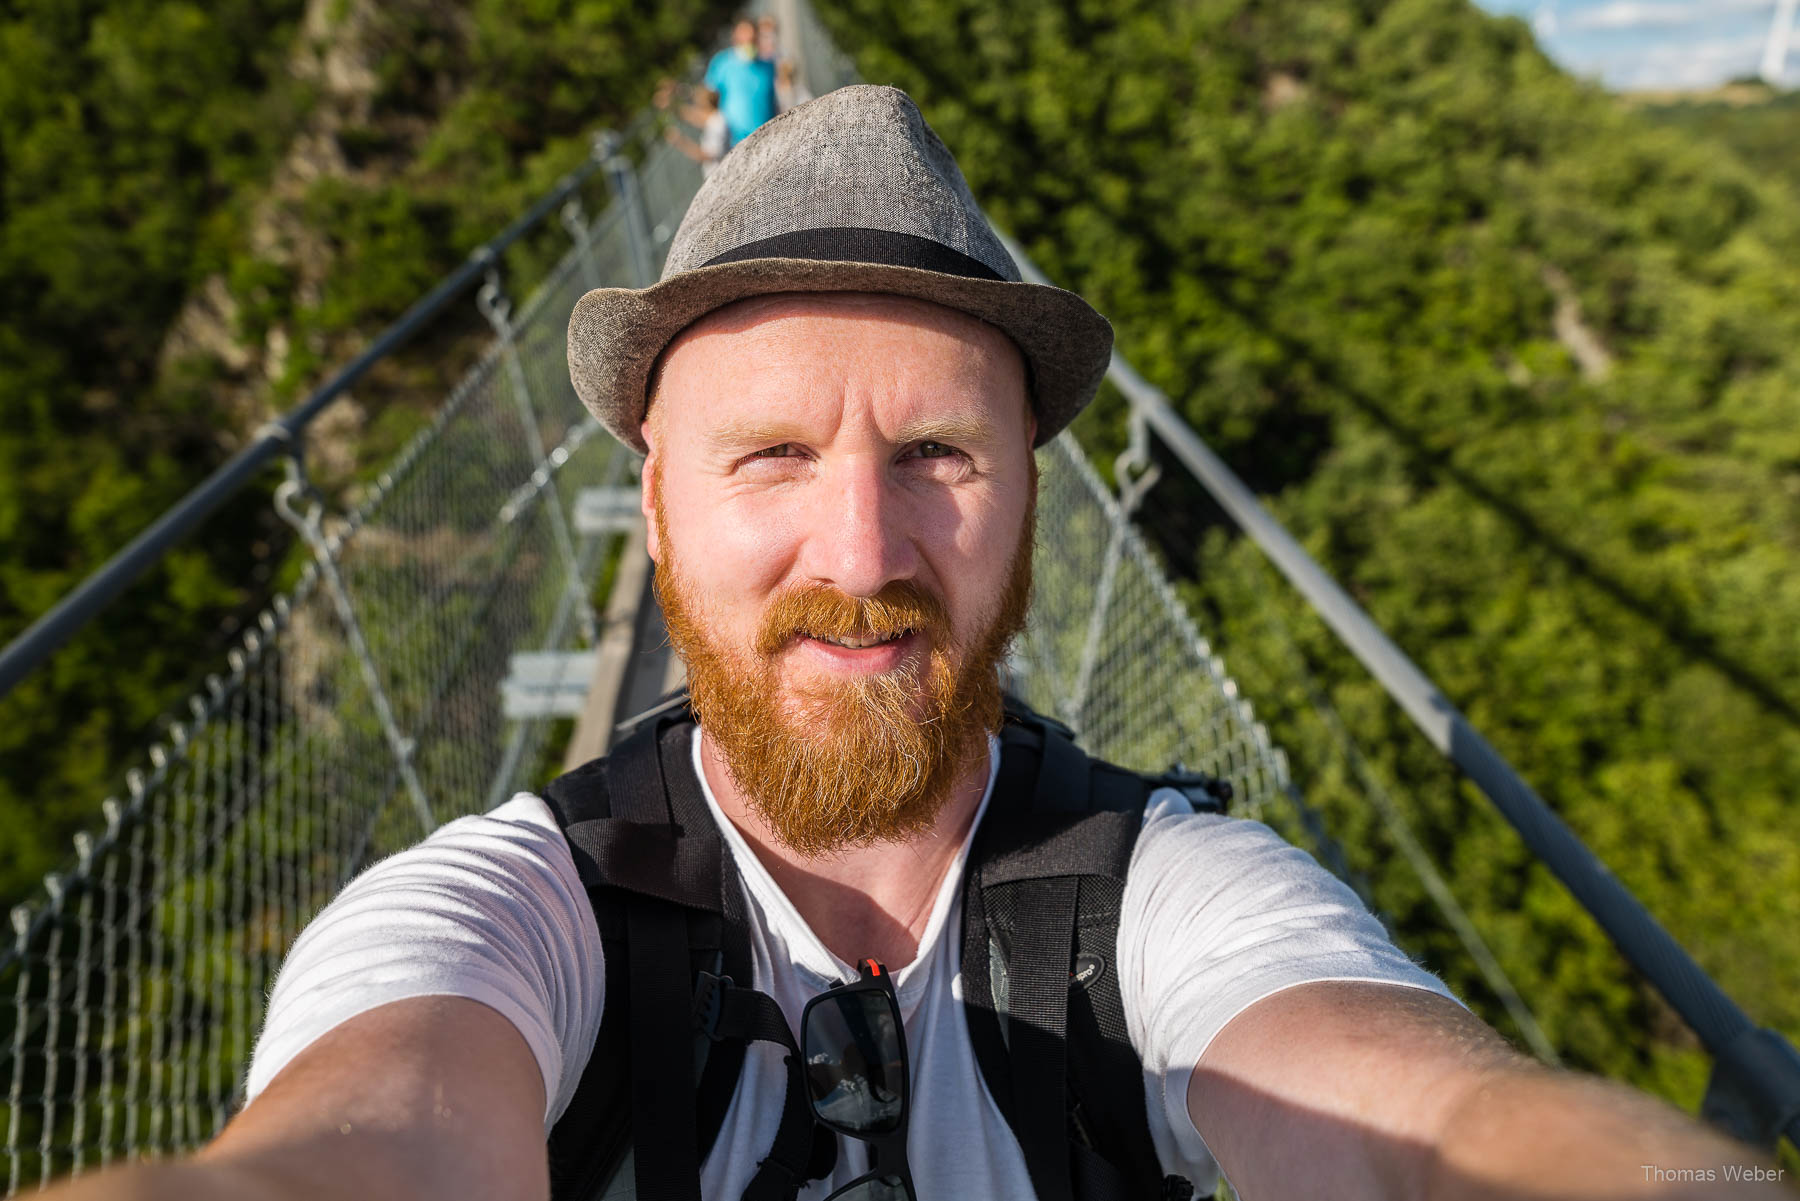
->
xmin=690 ymin=970 xmax=806 ymax=1055
xmin=1146 ymin=764 xmax=1233 ymax=812
xmin=692 ymin=970 xmax=734 ymax=1042
xmin=1162 ymin=1174 xmax=1197 ymax=1200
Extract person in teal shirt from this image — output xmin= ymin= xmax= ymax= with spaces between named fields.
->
xmin=705 ymin=19 xmax=778 ymax=147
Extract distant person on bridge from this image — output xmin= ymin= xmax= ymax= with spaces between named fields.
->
xmin=657 ymin=81 xmax=730 ymax=177
xmin=755 ymin=15 xmax=812 ymax=114
xmin=705 ymin=17 xmax=778 ymax=147
xmin=775 ymin=59 xmax=813 ymax=114
xmin=43 ymin=87 xmax=1787 ymax=1201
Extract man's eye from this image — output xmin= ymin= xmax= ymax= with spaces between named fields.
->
xmin=914 ymin=441 xmax=957 ymax=460
xmin=751 ymin=443 xmax=798 ymax=459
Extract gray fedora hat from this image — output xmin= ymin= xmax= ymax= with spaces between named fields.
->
xmin=568 ymin=84 xmax=1112 ymax=454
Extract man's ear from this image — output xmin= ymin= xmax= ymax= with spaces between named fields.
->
xmin=640 ymin=447 xmax=661 ymax=565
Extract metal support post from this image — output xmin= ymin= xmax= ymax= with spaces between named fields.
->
xmin=773 ymin=0 xmax=805 ymax=79
xmin=1068 ymin=410 xmax=1161 ymax=731
xmin=1704 ymin=1027 xmax=1800 ymax=1151
xmin=273 ymin=455 xmax=436 ymax=836
xmin=7 ymin=907 xmax=28 ymax=1195
xmin=476 ymin=258 xmax=599 ymax=647
xmin=1066 ymin=521 xmax=1124 ymax=736
xmin=600 ymin=131 xmax=660 ymax=288
xmin=1113 ymin=406 xmax=1163 ymax=514
xmin=482 ymin=438 xmax=626 ymax=812
xmin=560 ymin=195 xmax=604 ymax=293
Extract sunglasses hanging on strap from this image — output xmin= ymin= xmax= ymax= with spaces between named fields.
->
xmin=801 ymin=961 xmax=918 ymax=1201
xmin=697 ymin=960 xmax=919 ymax=1201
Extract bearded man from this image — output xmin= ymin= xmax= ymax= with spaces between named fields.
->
xmin=45 ymin=86 xmax=1781 ymax=1201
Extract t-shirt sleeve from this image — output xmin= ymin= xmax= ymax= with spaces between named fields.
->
xmin=242 ymin=794 xmax=604 ymax=1130
xmin=1117 ymin=790 xmax=1457 ymax=1183
xmin=700 ymin=113 xmax=729 ymax=161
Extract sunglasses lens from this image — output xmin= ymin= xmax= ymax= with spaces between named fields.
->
xmin=803 ymin=989 xmax=905 ymax=1133
xmin=825 ymin=1174 xmax=913 ymax=1201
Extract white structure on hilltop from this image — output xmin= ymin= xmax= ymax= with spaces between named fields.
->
xmin=1765 ymin=0 xmax=1798 ymax=85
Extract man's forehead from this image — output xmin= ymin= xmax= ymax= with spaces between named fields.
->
xmin=671 ymin=291 xmax=1018 ymax=353
xmin=648 ymin=292 xmax=1031 ymax=438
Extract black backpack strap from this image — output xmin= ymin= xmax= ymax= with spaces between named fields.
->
xmin=652 ymin=717 xmax=759 ymax=1161
xmin=545 ymin=708 xmax=823 ymax=1201
xmin=608 ymin=726 xmax=705 ymax=1201
xmin=541 ymin=754 xmax=633 ymax=1201
xmin=1003 ymin=874 xmax=1081 ymax=1201
xmin=544 ymin=712 xmax=762 ymax=1201
xmin=963 ymin=701 xmax=1201 ymax=1201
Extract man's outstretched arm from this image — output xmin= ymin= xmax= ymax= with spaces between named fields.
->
xmin=35 ymin=996 xmax=549 ymax=1201
xmin=1191 ymin=980 xmax=1790 ymax=1200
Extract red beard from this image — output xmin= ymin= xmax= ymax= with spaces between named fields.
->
xmin=653 ymin=479 xmax=1034 ymax=855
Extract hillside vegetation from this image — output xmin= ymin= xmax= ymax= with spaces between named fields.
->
xmin=1639 ymin=84 xmax=1800 ymax=197
xmin=0 ymin=0 xmax=729 ymax=906
xmin=812 ymin=0 xmax=1800 ymax=1102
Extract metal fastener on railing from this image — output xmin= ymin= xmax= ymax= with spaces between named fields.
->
xmin=476 ymin=260 xmax=599 ymax=647
xmin=272 ymin=453 xmax=436 ymax=837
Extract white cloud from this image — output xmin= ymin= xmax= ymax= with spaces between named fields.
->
xmin=1586 ymin=30 xmax=1772 ymax=88
xmin=1559 ymin=0 xmax=1774 ymax=32
xmin=1496 ymin=0 xmax=1796 ymax=88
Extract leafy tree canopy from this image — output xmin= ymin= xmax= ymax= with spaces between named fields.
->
xmin=0 ymin=0 xmax=729 ymax=906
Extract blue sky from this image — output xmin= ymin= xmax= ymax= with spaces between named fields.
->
xmin=1474 ymin=0 xmax=1798 ymax=90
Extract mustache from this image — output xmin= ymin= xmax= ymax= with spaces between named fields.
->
xmin=754 ymin=580 xmax=951 ymax=657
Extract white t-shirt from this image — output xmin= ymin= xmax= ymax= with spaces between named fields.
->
xmin=699 ymin=111 xmax=729 ymax=175
xmin=246 ymin=728 xmax=1453 ymax=1197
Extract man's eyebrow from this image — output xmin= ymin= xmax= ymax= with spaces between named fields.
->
xmin=890 ymin=412 xmax=1003 ymax=446
xmin=700 ymin=411 xmax=1006 ymax=450
xmin=701 ymin=416 xmax=809 ymax=451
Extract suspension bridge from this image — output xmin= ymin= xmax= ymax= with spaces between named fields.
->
xmin=0 ymin=3 xmax=1796 ymax=1193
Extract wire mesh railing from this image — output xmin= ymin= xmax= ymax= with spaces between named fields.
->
xmin=1015 ymin=436 xmax=1289 ymax=822
xmin=1013 ymin=430 xmax=1548 ymax=1049
xmin=0 ymin=136 xmax=708 ymax=1191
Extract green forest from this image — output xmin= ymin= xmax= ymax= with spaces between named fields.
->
xmin=2 ymin=0 xmax=1797 ymax=1141
xmin=0 ymin=0 xmax=731 ymax=907
xmin=1640 ymin=83 xmax=1800 ymax=198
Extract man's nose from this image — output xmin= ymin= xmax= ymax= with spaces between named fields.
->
xmin=803 ymin=458 xmax=918 ymax=597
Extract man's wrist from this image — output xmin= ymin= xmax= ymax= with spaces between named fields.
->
xmin=1426 ymin=1065 xmax=1789 ymax=1200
